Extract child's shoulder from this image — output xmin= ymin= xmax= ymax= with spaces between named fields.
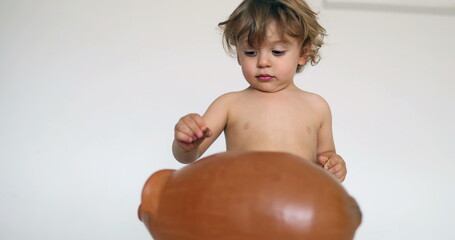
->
xmin=206 ymin=90 xmax=244 ymax=110
xmin=212 ymin=89 xmax=255 ymax=102
xmin=297 ymin=89 xmax=329 ymax=103
xmin=296 ymin=90 xmax=331 ymax=112
xmin=212 ymin=90 xmax=243 ymax=102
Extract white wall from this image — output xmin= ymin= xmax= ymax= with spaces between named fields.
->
xmin=1 ymin=0 xmax=454 ymax=239
xmin=315 ymin=2 xmax=455 ymax=239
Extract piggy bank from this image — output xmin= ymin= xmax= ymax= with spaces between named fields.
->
xmin=138 ymin=151 xmax=361 ymax=240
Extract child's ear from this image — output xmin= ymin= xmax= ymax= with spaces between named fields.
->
xmin=298 ymin=55 xmax=308 ymax=66
xmin=237 ymin=53 xmax=241 ymax=65
xmin=299 ymin=44 xmax=310 ymax=66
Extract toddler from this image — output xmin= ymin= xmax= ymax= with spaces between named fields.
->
xmin=172 ymin=0 xmax=347 ymax=182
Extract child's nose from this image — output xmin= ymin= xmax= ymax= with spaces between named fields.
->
xmin=257 ymin=53 xmax=271 ymax=68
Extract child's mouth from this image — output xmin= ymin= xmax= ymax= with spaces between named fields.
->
xmin=256 ymin=74 xmax=274 ymax=81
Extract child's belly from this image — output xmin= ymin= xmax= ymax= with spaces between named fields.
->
xmin=225 ymin=130 xmax=318 ymax=163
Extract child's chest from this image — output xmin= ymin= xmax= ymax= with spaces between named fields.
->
xmin=226 ymin=97 xmax=319 ymax=138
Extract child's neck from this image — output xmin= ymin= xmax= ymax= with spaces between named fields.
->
xmin=247 ymin=81 xmax=299 ymax=94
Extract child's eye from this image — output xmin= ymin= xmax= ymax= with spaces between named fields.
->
xmin=272 ymin=50 xmax=286 ymax=56
xmin=244 ymin=51 xmax=257 ymax=57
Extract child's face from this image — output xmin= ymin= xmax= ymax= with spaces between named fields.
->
xmin=236 ymin=21 xmax=307 ymax=93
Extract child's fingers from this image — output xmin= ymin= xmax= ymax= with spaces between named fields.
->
xmin=184 ymin=114 xmax=207 ymax=139
xmin=325 ymin=163 xmax=344 ymax=182
xmin=327 ymin=158 xmax=347 ymax=182
xmin=176 ymin=115 xmax=202 ymax=138
xmin=175 ymin=114 xmax=211 ymax=143
xmin=329 ymin=159 xmax=345 ymax=173
xmin=319 ymin=154 xmax=346 ymax=182
xmin=320 ymin=155 xmax=334 ymax=170
xmin=174 ymin=129 xmax=194 ymax=143
xmin=327 ymin=163 xmax=343 ymax=174
xmin=189 ymin=114 xmax=208 ymax=135
xmin=333 ymin=171 xmax=346 ymax=183
xmin=318 ymin=155 xmax=329 ymax=166
xmin=175 ymin=119 xmax=198 ymax=142
xmin=182 ymin=119 xmax=202 ymax=140
xmin=323 ymin=154 xmax=341 ymax=168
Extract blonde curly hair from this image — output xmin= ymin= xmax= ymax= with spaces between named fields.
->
xmin=219 ymin=0 xmax=326 ymax=73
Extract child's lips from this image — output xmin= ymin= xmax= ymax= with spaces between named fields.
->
xmin=256 ymin=74 xmax=274 ymax=81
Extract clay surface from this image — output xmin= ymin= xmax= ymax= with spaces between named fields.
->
xmin=139 ymin=151 xmax=361 ymax=240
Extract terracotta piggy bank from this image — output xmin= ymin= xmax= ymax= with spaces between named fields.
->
xmin=138 ymin=151 xmax=361 ymax=240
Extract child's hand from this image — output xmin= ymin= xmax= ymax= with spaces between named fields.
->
xmin=317 ymin=153 xmax=347 ymax=182
xmin=174 ymin=113 xmax=212 ymax=152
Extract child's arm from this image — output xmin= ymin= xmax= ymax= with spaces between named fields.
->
xmin=314 ymin=96 xmax=347 ymax=182
xmin=173 ymin=94 xmax=231 ymax=164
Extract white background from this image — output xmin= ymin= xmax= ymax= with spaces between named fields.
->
xmin=1 ymin=0 xmax=454 ymax=239
xmin=325 ymin=0 xmax=455 ymax=8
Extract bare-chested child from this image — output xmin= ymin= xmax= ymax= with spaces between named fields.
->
xmin=172 ymin=0 xmax=347 ymax=182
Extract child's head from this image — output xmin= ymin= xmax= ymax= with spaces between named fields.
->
xmin=219 ymin=0 xmax=326 ymax=73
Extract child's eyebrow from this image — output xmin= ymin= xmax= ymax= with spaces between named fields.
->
xmin=268 ymin=40 xmax=290 ymax=46
xmin=238 ymin=38 xmax=290 ymax=49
